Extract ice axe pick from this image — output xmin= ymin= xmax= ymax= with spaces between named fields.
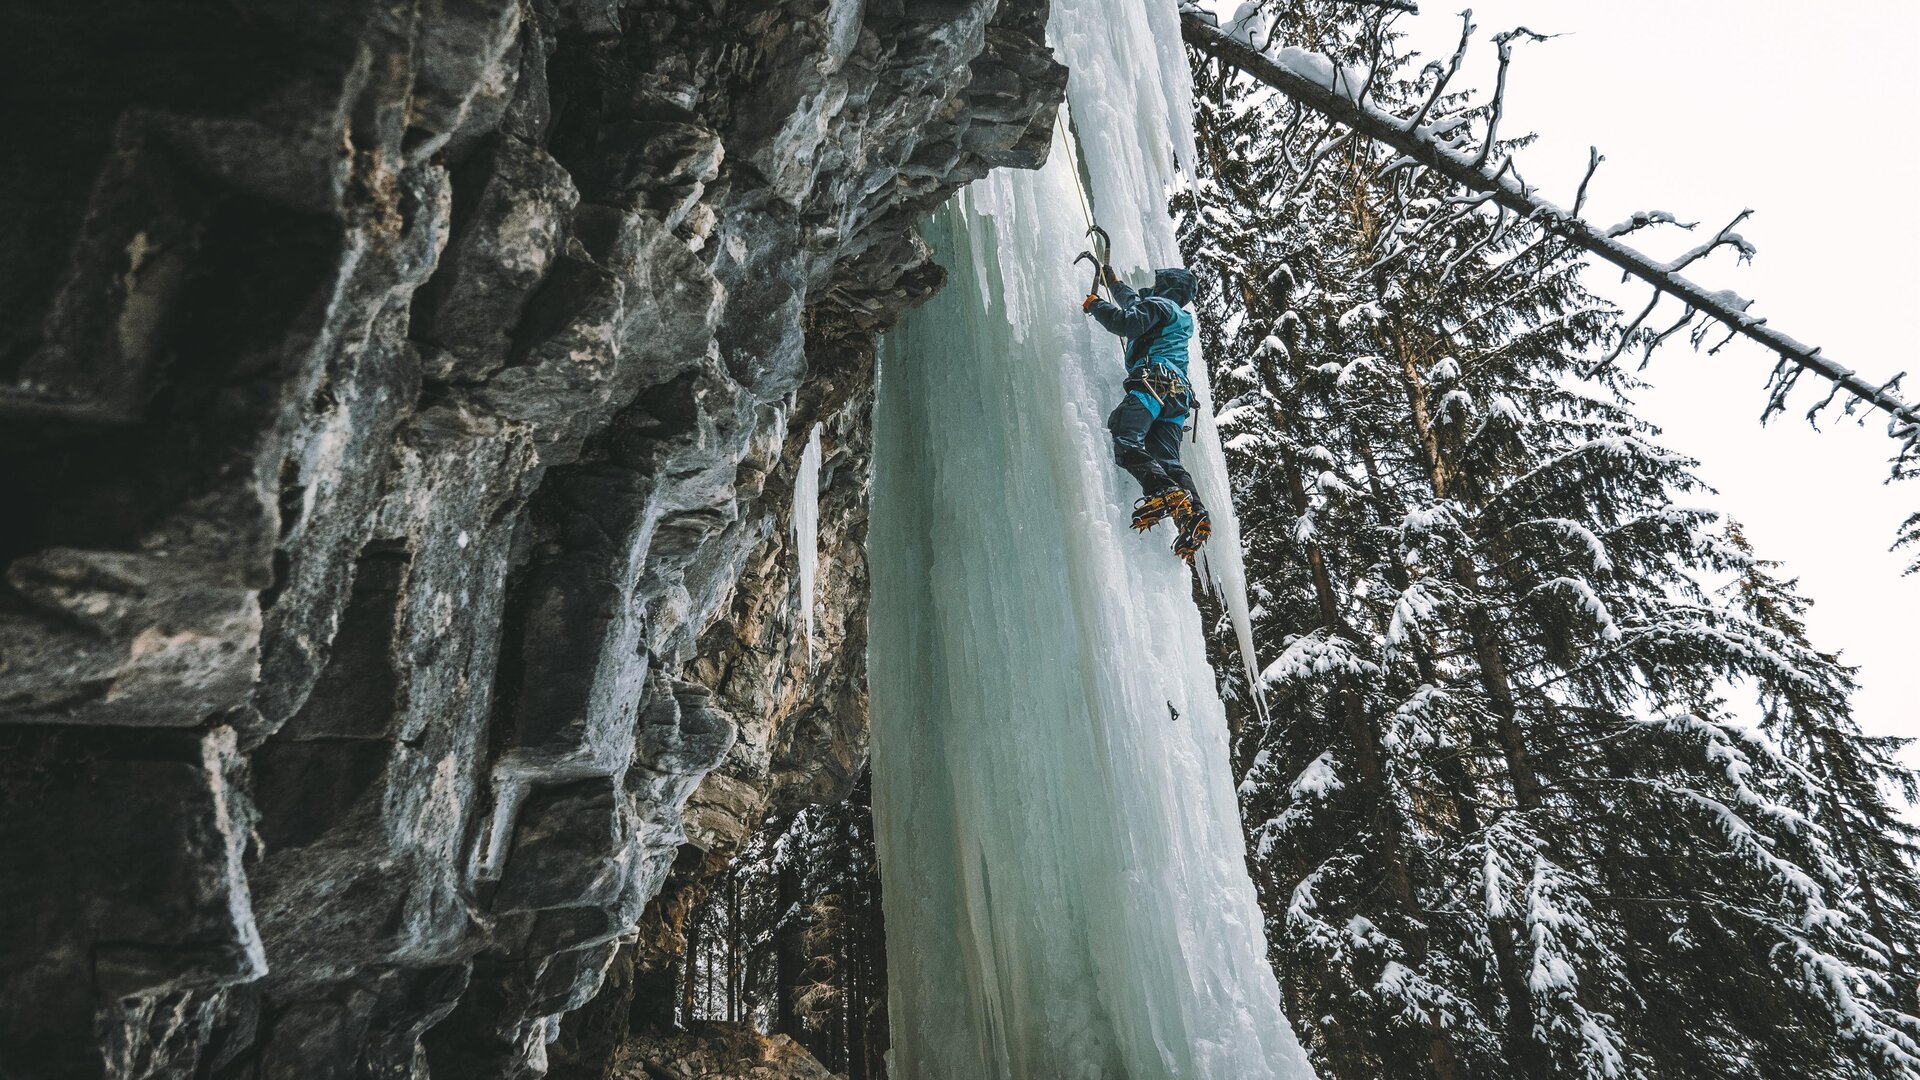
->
xmin=1075 ymin=225 xmax=1113 ymax=299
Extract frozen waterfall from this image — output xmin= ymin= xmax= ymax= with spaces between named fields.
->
xmin=865 ymin=0 xmax=1315 ymax=1077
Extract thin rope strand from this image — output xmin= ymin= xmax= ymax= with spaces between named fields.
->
xmin=1055 ymin=104 xmax=1113 ymax=299
xmin=1054 ymin=106 xmax=1097 ymax=236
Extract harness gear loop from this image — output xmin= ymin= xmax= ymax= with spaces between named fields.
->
xmin=1124 ymin=363 xmax=1192 ymax=410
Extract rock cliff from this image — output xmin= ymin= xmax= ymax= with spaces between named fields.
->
xmin=0 ymin=0 xmax=1062 ymax=1076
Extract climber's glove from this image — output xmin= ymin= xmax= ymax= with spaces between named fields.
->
xmin=1102 ymin=264 xmax=1120 ymax=287
xmin=1083 ymin=293 xmax=1102 ymax=313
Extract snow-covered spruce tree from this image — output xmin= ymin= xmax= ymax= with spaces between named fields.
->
xmin=1179 ymin=7 xmax=1920 ymax=1078
xmin=1718 ymin=525 xmax=1920 ymax=1008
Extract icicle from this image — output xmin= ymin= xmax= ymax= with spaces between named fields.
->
xmin=793 ymin=422 xmax=823 ymax=663
xmin=866 ymin=0 xmax=1311 ymax=1075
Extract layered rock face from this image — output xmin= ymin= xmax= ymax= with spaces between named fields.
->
xmin=0 ymin=1 xmax=1061 ymax=1076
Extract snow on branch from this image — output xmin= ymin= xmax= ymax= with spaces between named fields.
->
xmin=1179 ymin=7 xmax=1920 ymax=462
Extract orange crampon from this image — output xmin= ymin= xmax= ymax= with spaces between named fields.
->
xmin=1172 ymin=500 xmax=1212 ymax=561
xmin=1130 ymin=488 xmax=1192 ymax=532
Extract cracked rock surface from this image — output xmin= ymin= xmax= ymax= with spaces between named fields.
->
xmin=0 ymin=0 xmax=1062 ymax=1076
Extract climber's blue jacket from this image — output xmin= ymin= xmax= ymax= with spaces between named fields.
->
xmin=1087 ymin=268 xmax=1198 ymax=379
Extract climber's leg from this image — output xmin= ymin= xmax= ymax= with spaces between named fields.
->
xmin=1108 ymin=392 xmax=1175 ymax=496
xmin=1145 ymin=410 xmax=1197 ymax=500
xmin=1144 ymin=402 xmax=1211 ymax=559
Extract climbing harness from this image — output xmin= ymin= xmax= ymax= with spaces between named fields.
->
xmin=1124 ymin=361 xmax=1192 ymax=411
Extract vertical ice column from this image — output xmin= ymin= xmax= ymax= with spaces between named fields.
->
xmin=865 ymin=1 xmax=1315 ymax=1077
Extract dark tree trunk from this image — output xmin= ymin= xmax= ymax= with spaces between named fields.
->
xmin=775 ymin=860 xmax=803 ymax=1036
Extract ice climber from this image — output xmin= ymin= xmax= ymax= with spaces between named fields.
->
xmin=1082 ymin=264 xmax=1212 ymax=560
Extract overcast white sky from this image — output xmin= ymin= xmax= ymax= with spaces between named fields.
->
xmin=1373 ymin=1 xmax=1919 ymax=751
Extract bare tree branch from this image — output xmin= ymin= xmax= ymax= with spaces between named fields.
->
xmin=1604 ymin=210 xmax=1694 ymax=239
xmin=1408 ymin=11 xmax=1474 ymax=133
xmin=1356 ymin=11 xmax=1394 ymax=108
xmin=1477 ymin=27 xmax=1552 ymax=168
xmin=1588 ymin=289 xmax=1663 ymax=377
xmin=1664 ymin=210 xmax=1755 ymax=273
xmin=1572 ymin=146 xmax=1602 ymax=216
xmin=1179 ymin=7 xmax=1920 ymax=459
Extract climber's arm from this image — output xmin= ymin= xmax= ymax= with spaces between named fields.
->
xmin=1085 ymin=278 xmax=1160 ymax=338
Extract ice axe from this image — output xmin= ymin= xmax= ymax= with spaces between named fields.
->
xmin=1075 ymin=225 xmax=1113 ymax=300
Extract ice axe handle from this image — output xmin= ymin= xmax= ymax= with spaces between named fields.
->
xmin=1075 ymin=250 xmax=1104 ymax=300
xmin=1078 ymin=226 xmax=1113 ymax=301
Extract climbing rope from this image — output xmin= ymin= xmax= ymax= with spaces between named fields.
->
xmin=1055 ymin=105 xmax=1113 ymax=298
xmin=1053 ymin=105 xmax=1098 ymax=238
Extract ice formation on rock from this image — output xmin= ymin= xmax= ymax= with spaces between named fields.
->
xmin=866 ymin=0 xmax=1315 ymax=1076
xmin=794 ymin=422 xmax=825 ymax=661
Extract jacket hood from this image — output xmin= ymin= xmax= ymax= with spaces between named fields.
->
xmin=1150 ymin=267 xmax=1197 ymax=307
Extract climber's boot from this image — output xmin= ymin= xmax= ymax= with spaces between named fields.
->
xmin=1131 ymin=488 xmax=1192 ymax=532
xmin=1172 ymin=496 xmax=1212 ymax=561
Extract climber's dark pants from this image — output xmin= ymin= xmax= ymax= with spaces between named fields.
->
xmin=1108 ymin=391 xmax=1196 ymax=499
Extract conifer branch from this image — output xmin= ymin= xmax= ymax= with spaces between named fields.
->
xmin=1179 ymin=7 xmax=1920 ymax=462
